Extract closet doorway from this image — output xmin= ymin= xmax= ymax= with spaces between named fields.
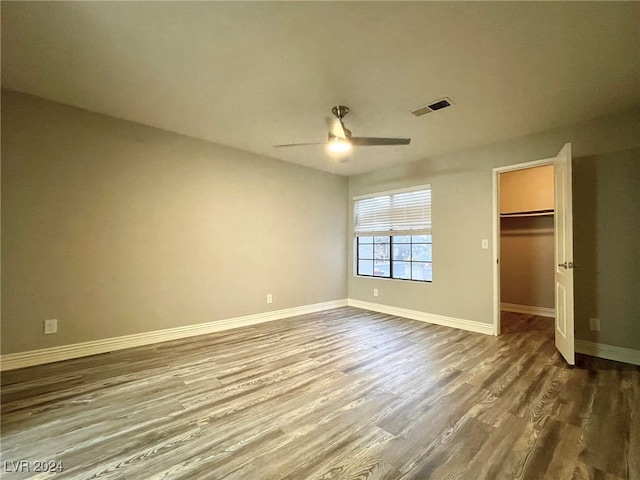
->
xmin=492 ymin=144 xmax=575 ymax=364
xmin=500 ymin=164 xmax=555 ymax=321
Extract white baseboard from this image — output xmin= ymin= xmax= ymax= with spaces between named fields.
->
xmin=501 ymin=303 xmax=555 ymax=318
xmin=0 ymin=299 xmax=349 ymax=371
xmin=575 ymin=340 xmax=640 ymax=366
xmin=347 ymin=298 xmax=494 ymax=336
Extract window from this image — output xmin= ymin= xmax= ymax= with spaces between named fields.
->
xmin=354 ymin=186 xmax=432 ymax=282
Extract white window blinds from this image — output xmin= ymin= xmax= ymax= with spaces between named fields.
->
xmin=354 ymin=185 xmax=431 ymax=237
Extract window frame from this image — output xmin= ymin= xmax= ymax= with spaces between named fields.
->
xmin=354 ymin=185 xmax=432 ymax=283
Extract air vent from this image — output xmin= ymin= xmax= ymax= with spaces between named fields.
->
xmin=411 ymin=97 xmax=454 ymax=117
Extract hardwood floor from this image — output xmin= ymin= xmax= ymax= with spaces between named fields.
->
xmin=2 ymin=307 xmax=639 ymax=479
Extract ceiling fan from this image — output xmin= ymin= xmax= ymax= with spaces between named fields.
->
xmin=274 ymin=105 xmax=410 ymax=153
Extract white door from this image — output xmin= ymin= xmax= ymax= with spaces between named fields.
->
xmin=554 ymin=143 xmax=575 ymax=365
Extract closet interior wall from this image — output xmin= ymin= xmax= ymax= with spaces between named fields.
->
xmin=500 ymin=165 xmax=555 ymax=313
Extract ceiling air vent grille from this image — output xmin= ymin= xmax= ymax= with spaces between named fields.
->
xmin=411 ymin=97 xmax=454 ymax=117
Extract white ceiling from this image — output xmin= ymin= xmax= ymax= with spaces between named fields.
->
xmin=2 ymin=2 xmax=639 ymax=176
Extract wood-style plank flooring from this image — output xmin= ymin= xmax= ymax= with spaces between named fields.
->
xmin=2 ymin=307 xmax=639 ymax=479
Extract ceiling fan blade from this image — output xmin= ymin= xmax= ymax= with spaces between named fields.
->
xmin=274 ymin=142 xmax=327 ymax=147
xmin=350 ymin=137 xmax=411 ymax=146
xmin=277 ymin=106 xmax=409 ymax=151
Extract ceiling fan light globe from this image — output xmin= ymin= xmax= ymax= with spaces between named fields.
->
xmin=328 ymin=138 xmax=352 ymax=153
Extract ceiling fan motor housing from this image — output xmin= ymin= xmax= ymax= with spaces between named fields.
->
xmin=331 ymin=105 xmax=350 ymax=119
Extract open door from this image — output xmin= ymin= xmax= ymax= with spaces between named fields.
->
xmin=554 ymin=143 xmax=575 ymax=365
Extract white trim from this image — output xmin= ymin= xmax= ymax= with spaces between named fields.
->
xmin=501 ymin=303 xmax=555 ymax=318
xmin=0 ymin=299 xmax=349 ymax=371
xmin=575 ymin=340 xmax=640 ymax=366
xmin=353 ymin=183 xmax=431 ymax=201
xmin=493 ymin=158 xmax=556 ymax=174
xmin=492 ymin=166 xmax=500 ymax=335
xmin=347 ymin=299 xmax=494 ymax=336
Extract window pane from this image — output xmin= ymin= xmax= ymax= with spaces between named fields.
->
xmin=358 ymin=244 xmax=374 ymax=259
xmin=412 ymin=234 xmax=432 ymax=243
xmin=392 ymin=261 xmax=411 ymax=279
xmin=393 ymin=235 xmax=411 ymax=243
xmin=374 ymin=243 xmax=390 ymax=260
xmin=374 ymin=236 xmax=390 ymax=243
xmin=374 ymin=260 xmax=390 ymax=277
xmin=358 ymin=260 xmax=374 ymax=276
xmin=359 ymin=236 xmax=374 ymax=244
xmin=392 ymin=243 xmax=411 ymax=261
xmin=412 ymin=262 xmax=432 ymax=281
xmin=412 ymin=243 xmax=432 ymax=262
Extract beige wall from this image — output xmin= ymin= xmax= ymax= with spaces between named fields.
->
xmin=573 ymin=150 xmax=640 ymax=347
xmin=1 ymin=91 xmax=348 ymax=354
xmin=500 ymin=216 xmax=555 ymax=309
xmin=348 ymin=106 xmax=640 ymax=350
xmin=500 ymin=165 xmax=554 ymax=214
xmin=2 ymin=90 xmax=638 ymax=356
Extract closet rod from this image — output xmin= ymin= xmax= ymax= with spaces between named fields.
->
xmin=501 ymin=209 xmax=554 ymax=218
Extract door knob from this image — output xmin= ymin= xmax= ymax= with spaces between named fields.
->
xmin=558 ymin=262 xmax=574 ymax=269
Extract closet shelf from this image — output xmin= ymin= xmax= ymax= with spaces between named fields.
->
xmin=500 ymin=209 xmax=554 ymax=218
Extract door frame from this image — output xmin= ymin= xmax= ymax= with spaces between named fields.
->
xmin=492 ymin=157 xmax=555 ymax=336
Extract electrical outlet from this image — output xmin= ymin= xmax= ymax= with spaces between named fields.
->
xmin=266 ymin=294 xmax=273 ymax=304
xmin=589 ymin=317 xmax=600 ymax=332
xmin=44 ymin=319 xmax=58 ymax=335
xmin=373 ymin=288 xmax=379 ymax=297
